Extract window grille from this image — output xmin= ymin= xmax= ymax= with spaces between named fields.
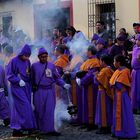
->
xmin=88 ymin=0 xmax=116 ymax=39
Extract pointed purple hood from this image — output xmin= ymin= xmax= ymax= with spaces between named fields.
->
xmin=38 ymin=47 xmax=48 ymax=56
xmin=96 ymin=38 xmax=106 ymax=46
xmin=18 ymin=44 xmax=31 ymax=57
xmin=92 ymin=33 xmax=99 ymax=41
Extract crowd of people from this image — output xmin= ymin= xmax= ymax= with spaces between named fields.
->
xmin=0 ymin=21 xmax=140 ymax=139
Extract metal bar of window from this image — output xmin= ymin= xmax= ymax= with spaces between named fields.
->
xmin=87 ymin=0 xmax=116 ymax=39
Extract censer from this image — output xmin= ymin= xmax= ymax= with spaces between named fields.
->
xmin=66 ymin=89 xmax=78 ymax=118
xmin=62 ymin=73 xmax=78 ymax=117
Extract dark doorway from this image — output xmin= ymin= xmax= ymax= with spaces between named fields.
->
xmin=2 ymin=16 xmax=12 ymax=38
xmin=34 ymin=1 xmax=72 ymax=40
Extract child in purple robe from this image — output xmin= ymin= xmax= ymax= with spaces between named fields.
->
xmin=6 ymin=44 xmax=36 ymax=137
xmin=110 ymin=55 xmax=136 ymax=139
xmin=131 ymin=34 xmax=140 ymax=114
xmin=0 ymin=65 xmax=10 ymax=126
xmin=31 ymin=47 xmax=70 ymax=136
xmin=95 ymin=55 xmax=114 ymax=134
xmin=109 ymin=34 xmax=127 ymax=59
xmin=96 ymin=38 xmax=108 ymax=59
xmin=76 ymin=46 xmax=100 ymax=131
xmin=91 ymin=33 xmax=99 ymax=46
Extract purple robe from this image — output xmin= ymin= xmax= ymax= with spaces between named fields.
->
xmin=109 ymin=44 xmax=127 ymax=59
xmin=0 ymin=65 xmax=10 ymax=120
xmin=6 ymin=45 xmax=36 ymax=130
xmin=131 ymin=45 xmax=140 ymax=110
xmin=80 ymin=68 xmax=98 ymax=125
xmin=112 ymin=82 xmax=136 ymax=138
xmin=31 ymin=61 xmax=65 ymax=133
xmin=96 ymin=48 xmax=108 ymax=59
xmin=95 ymin=79 xmax=112 ymax=127
xmin=62 ymin=36 xmax=72 ymax=45
xmin=55 ymin=66 xmax=64 ymax=77
xmin=95 ymin=90 xmax=112 ymax=127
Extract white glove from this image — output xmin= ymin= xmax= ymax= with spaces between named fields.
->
xmin=0 ymin=88 xmax=4 ymax=92
xmin=19 ymin=80 xmax=25 ymax=87
xmin=64 ymin=84 xmax=71 ymax=90
xmin=76 ymin=78 xmax=81 ymax=86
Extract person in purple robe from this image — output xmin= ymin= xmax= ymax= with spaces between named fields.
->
xmin=54 ymin=45 xmax=69 ymax=77
xmin=96 ymin=21 xmax=109 ymax=45
xmin=31 ymin=47 xmax=71 ymax=136
xmin=76 ymin=46 xmax=100 ymax=131
xmin=96 ymin=38 xmax=108 ymax=58
xmin=107 ymin=37 xmax=114 ymax=53
xmin=0 ymin=65 xmax=10 ymax=126
xmin=6 ymin=44 xmax=36 ymax=137
xmin=109 ymin=34 xmax=128 ymax=59
xmin=110 ymin=55 xmax=136 ymax=139
xmin=94 ymin=55 xmax=113 ymax=134
xmin=131 ymin=34 xmax=140 ymax=114
xmin=130 ymin=23 xmax=140 ymax=45
xmin=91 ymin=33 xmax=99 ymax=46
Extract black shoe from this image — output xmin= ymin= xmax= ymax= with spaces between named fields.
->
xmin=133 ymin=109 xmax=138 ymax=114
xmin=12 ymin=130 xmax=27 ymax=137
xmin=111 ymin=133 xmax=115 ymax=137
xmin=96 ymin=127 xmax=111 ymax=134
xmin=47 ymin=132 xmax=61 ymax=136
xmin=96 ymin=128 xmax=105 ymax=134
xmin=70 ymin=121 xmax=81 ymax=127
xmin=105 ymin=127 xmax=111 ymax=134
xmin=80 ymin=124 xmax=88 ymax=129
xmin=28 ymin=129 xmax=40 ymax=135
xmin=3 ymin=118 xmax=10 ymax=127
xmin=87 ymin=124 xmax=98 ymax=131
xmin=117 ymin=136 xmax=137 ymax=139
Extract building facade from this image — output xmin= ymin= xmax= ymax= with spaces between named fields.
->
xmin=0 ymin=0 xmax=139 ymax=40
xmin=74 ymin=0 xmax=140 ymax=38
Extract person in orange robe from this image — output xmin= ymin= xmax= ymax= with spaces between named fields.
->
xmin=54 ymin=45 xmax=69 ymax=102
xmin=54 ymin=45 xmax=69 ymax=77
xmin=95 ymin=55 xmax=114 ymax=134
xmin=110 ymin=54 xmax=136 ymax=139
xmin=76 ymin=46 xmax=100 ymax=130
xmin=63 ymin=52 xmax=84 ymax=125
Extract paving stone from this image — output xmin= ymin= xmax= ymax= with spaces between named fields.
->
xmin=0 ymin=115 xmax=140 ymax=140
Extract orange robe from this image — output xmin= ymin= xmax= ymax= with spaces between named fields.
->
xmin=109 ymin=67 xmax=136 ymax=138
xmin=54 ymin=54 xmax=69 ymax=69
xmin=79 ymin=57 xmax=100 ymax=124
xmin=96 ymin=66 xmax=114 ymax=99
xmin=80 ymin=57 xmax=100 ymax=71
xmin=95 ymin=66 xmax=114 ymax=127
xmin=54 ymin=54 xmax=69 ymax=99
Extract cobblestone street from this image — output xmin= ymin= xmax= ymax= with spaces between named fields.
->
xmin=0 ymin=115 xmax=140 ymax=140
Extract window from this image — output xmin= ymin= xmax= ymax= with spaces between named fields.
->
xmin=88 ymin=0 xmax=116 ymax=39
xmin=0 ymin=12 xmax=13 ymax=38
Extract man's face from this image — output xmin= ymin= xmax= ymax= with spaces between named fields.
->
xmin=96 ymin=23 xmax=104 ymax=32
xmin=136 ymin=40 xmax=140 ymax=46
xmin=117 ymin=40 xmax=124 ymax=46
xmin=66 ymin=29 xmax=72 ymax=37
xmin=21 ymin=55 xmax=30 ymax=61
xmin=133 ymin=26 xmax=140 ymax=34
xmin=113 ymin=59 xmax=119 ymax=68
xmin=108 ymin=39 xmax=113 ymax=46
xmin=53 ymin=29 xmax=59 ymax=36
xmin=54 ymin=48 xmax=59 ymax=57
xmin=96 ymin=44 xmax=104 ymax=51
xmin=100 ymin=59 xmax=104 ymax=67
xmin=87 ymin=50 xmax=92 ymax=57
xmin=38 ymin=53 xmax=48 ymax=63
